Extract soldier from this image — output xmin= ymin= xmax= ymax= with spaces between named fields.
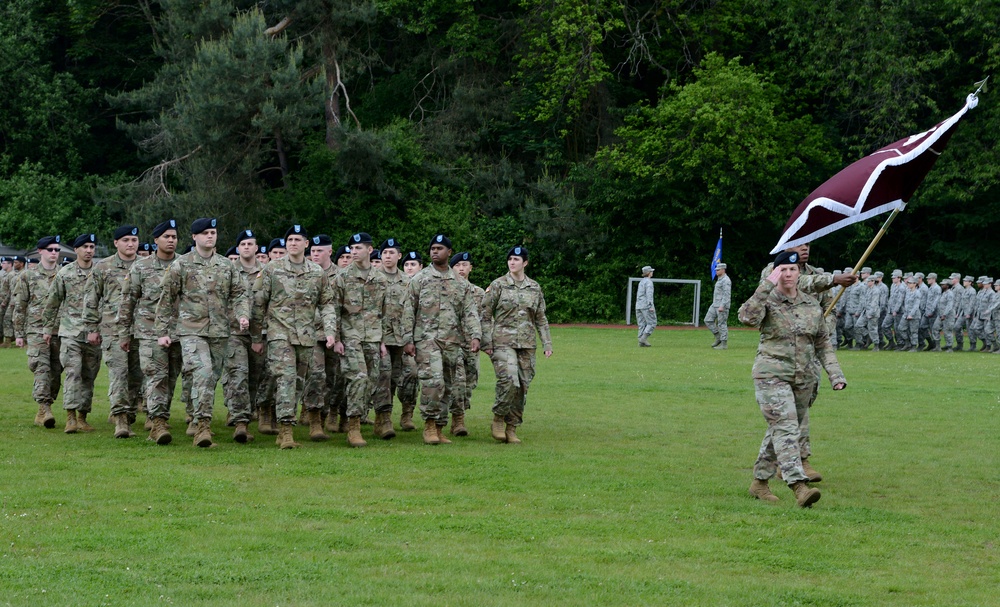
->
xmin=155 ymin=218 xmax=250 ymax=448
xmin=988 ymin=278 xmax=1000 ymax=353
xmin=138 ymin=243 xmax=152 ymax=258
xmin=329 ymin=232 xmax=388 ymax=447
xmin=953 ymin=275 xmax=971 ymax=350
xmin=449 ymin=251 xmax=485 ymax=436
xmin=846 ymin=267 xmax=871 ymax=349
xmin=251 ymin=225 xmax=337 ymax=448
xmin=402 ymin=234 xmax=481 ymax=445
xmin=301 ymin=234 xmax=343 ymax=434
xmin=43 ymin=234 xmax=101 ymax=433
xmin=370 ymin=249 xmax=383 ymax=270
xmin=1 ymin=256 xmax=26 ymax=344
xmin=884 ymin=270 xmax=905 ymax=349
xmin=335 ymin=245 xmax=353 ymax=269
xmin=83 ymin=225 xmax=143 ymax=438
xmin=706 ymin=263 xmax=731 ymax=349
xmin=118 ymin=219 xmax=184 ymax=445
xmin=635 ymin=265 xmax=656 ymax=347
xmin=481 ymin=245 xmax=551 ymax=445
xmin=225 ymin=246 xmax=239 ymax=262
xmin=256 ymin=245 xmax=270 ymax=265
xmin=373 ymin=238 xmax=420 ymax=432
xmin=921 ymin=273 xmax=942 ymax=351
xmin=739 ymin=250 xmax=845 ymax=508
xmin=14 ymin=236 xmax=63 ymax=428
xmin=874 ymin=271 xmax=889 ymax=348
xmin=902 ymin=276 xmax=922 ymax=351
xmin=268 ymin=238 xmax=287 ymax=262
xmin=222 ymin=229 xmax=265 ymax=440
xmin=975 ymin=277 xmax=994 ymax=352
xmin=402 ymin=251 xmax=423 ymax=276
xmin=934 ymin=278 xmax=955 ymax=352
xmin=862 ymin=275 xmax=881 ymax=350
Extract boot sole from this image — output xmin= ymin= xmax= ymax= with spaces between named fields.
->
xmin=156 ymin=433 xmax=173 ymax=445
xmin=195 ymin=437 xmax=214 ymax=448
xmin=310 ymin=434 xmax=330 ymax=442
xmin=381 ymin=430 xmax=396 ymax=440
xmin=234 ymin=432 xmax=249 ymax=444
xmin=43 ymin=418 xmax=56 ymax=429
xmin=797 ymin=490 xmax=821 ymax=508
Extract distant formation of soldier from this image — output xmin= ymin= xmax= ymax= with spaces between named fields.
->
xmin=0 ymin=221 xmax=552 ymax=448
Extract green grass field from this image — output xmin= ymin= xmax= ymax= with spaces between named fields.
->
xmin=0 ymin=327 xmax=997 ymax=606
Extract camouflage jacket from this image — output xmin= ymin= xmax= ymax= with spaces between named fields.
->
xmin=481 ymin=273 xmax=551 ymax=351
xmin=312 ymin=264 xmax=339 ymax=342
xmin=232 ymin=259 xmax=264 ymax=336
xmin=155 ymin=251 xmax=249 ymax=338
xmin=888 ymin=282 xmax=905 ymax=314
xmin=331 ymin=262 xmax=388 ymax=343
xmin=636 ymin=277 xmax=654 ymax=309
xmin=903 ymin=287 xmax=922 ymax=318
xmin=13 ymin=265 xmax=58 ymax=337
xmin=924 ymin=284 xmax=942 ymax=319
xmin=0 ymin=269 xmax=20 ymax=324
xmin=402 ymin=265 xmax=481 ymax=346
xmin=43 ymin=263 xmax=94 ymax=341
xmin=378 ymin=267 xmax=409 ymax=346
xmin=960 ymin=285 xmax=977 ymax=317
xmin=737 ymin=281 xmax=844 ymax=386
xmin=864 ymin=284 xmax=881 ymax=317
xmin=937 ymin=288 xmax=955 ymax=318
xmin=252 ymin=257 xmax=335 ymax=345
xmin=975 ymin=287 xmax=992 ymax=320
xmin=83 ymin=254 xmax=136 ymax=338
xmin=118 ymin=254 xmax=179 ymax=341
xmin=712 ymin=274 xmax=732 ymax=309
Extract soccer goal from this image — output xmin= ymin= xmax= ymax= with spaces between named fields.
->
xmin=625 ymin=278 xmax=703 ymax=327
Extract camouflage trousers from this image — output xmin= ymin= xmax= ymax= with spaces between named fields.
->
xmin=139 ymin=338 xmax=182 ymax=420
xmin=450 ymin=346 xmax=479 ymax=415
xmin=104 ymin=336 xmax=143 ymax=417
xmin=865 ymin=314 xmax=879 ymax=346
xmin=882 ymin=313 xmax=898 ymax=344
xmin=222 ymin=334 xmax=261 ymax=424
xmin=415 ymin=339 xmax=461 ymax=424
xmin=752 ymin=377 xmax=814 ymax=484
xmin=704 ymin=307 xmax=728 ymax=342
xmin=26 ymin=333 xmax=61 ymax=406
xmin=304 ymin=344 xmax=341 ymax=419
xmin=2 ymin=313 xmax=13 ymax=340
xmin=373 ymin=344 xmax=418 ymax=414
xmin=636 ymin=308 xmax=656 ymax=339
xmin=933 ymin=316 xmax=955 ymax=348
xmin=904 ymin=318 xmax=921 ymax=349
xmin=489 ymin=347 xmax=536 ymax=427
xmin=60 ymin=338 xmax=101 ymax=413
xmin=954 ymin=315 xmax=970 ymax=348
xmin=180 ymin=335 xmax=226 ymax=421
xmin=342 ymin=340 xmax=382 ymax=418
xmin=267 ymin=339 xmax=313 ymax=424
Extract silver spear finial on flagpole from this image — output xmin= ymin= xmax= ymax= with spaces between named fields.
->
xmin=973 ymin=77 xmax=989 ymax=97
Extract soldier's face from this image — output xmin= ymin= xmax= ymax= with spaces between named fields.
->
xmin=156 ymin=230 xmax=178 ymax=255
xmin=380 ymin=248 xmax=401 ymax=271
xmin=116 ymin=235 xmax=139 ymax=258
xmin=137 ymin=249 xmax=150 ymax=257
xmin=238 ymin=239 xmax=257 ymax=260
xmin=429 ymin=244 xmax=450 ymax=266
xmin=13 ymin=261 xmax=24 ymax=270
xmin=453 ymin=260 xmax=472 ymax=279
xmin=194 ymin=229 xmax=217 ymax=250
xmin=507 ymin=256 xmax=527 ymax=274
xmin=39 ymin=244 xmax=61 ymax=265
xmin=371 ymin=259 xmax=382 ymax=268
xmin=777 ymin=263 xmax=800 ymax=290
xmin=1 ymin=262 xmax=10 ymax=271
xmin=337 ymin=253 xmax=352 ymax=268
xmin=76 ymin=243 xmax=96 ymax=263
xmin=310 ymin=245 xmax=331 ymax=265
xmin=403 ymin=260 xmax=422 ymax=276
xmin=350 ymin=243 xmax=372 ymax=264
xmin=256 ymin=252 xmax=269 ymax=264
xmin=964 ymin=280 xmax=972 ymax=287
xmin=286 ymin=235 xmax=307 ymax=256
xmin=269 ymin=248 xmax=286 ymax=261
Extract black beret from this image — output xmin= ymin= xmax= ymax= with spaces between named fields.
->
xmin=379 ymin=238 xmax=402 ymax=252
xmin=311 ymin=234 xmax=333 ymax=247
xmin=140 ymin=243 xmax=152 ymax=252
xmin=284 ymin=224 xmax=308 ymax=240
xmin=774 ymin=250 xmax=800 ymax=266
xmin=236 ymin=229 xmax=256 ymax=245
xmin=61 ymin=256 xmax=72 ymax=265
xmin=370 ymin=249 xmax=381 ymax=261
xmin=113 ymin=225 xmax=139 ymax=240
xmin=507 ymin=245 xmax=528 ymax=260
xmin=152 ymin=219 xmax=177 ymax=238
xmin=191 ymin=218 xmax=217 ymax=234
xmin=403 ymin=251 xmax=422 ymax=263
xmin=258 ymin=245 xmax=267 ymax=255
xmin=450 ymin=252 xmax=472 ymax=267
xmin=37 ymin=235 xmax=61 ymax=250
xmin=269 ymin=238 xmax=286 ymax=250
xmin=151 ymin=243 xmax=158 ymax=251
xmin=349 ymin=232 xmax=373 ymax=245
xmin=225 ymin=246 xmax=238 ymax=257
xmin=335 ymin=245 xmax=352 ymax=259
xmin=430 ymin=234 xmax=453 ymax=249
xmin=0 ymin=257 xmax=6 ymax=263
xmin=72 ymin=233 xmax=97 ymax=248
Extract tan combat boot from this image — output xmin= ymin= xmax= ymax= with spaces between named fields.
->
xmin=193 ymin=418 xmax=215 ymax=448
xmin=749 ymin=479 xmax=779 ymax=503
xmin=77 ymin=411 xmax=95 ymax=433
xmin=233 ymin=422 xmax=254 ymax=444
xmin=278 ymin=422 xmax=300 ymax=449
xmin=372 ymin=411 xmax=386 ymax=439
xmin=34 ymin=404 xmax=46 ymax=427
xmin=491 ymin=415 xmax=507 ymax=442
xmin=450 ymin=413 xmax=468 ymax=437
xmin=185 ymin=418 xmax=198 ymax=436
xmin=308 ymin=410 xmax=329 ymax=442
xmin=399 ymin=404 xmax=416 ymax=431
xmin=144 ymin=415 xmax=154 ymax=431
xmin=423 ymin=419 xmax=441 ymax=445
xmin=337 ymin=414 xmax=349 ymax=434
xmin=324 ymin=411 xmax=338 ymax=433
xmin=41 ymin=403 xmax=56 ymax=429
xmin=346 ymin=416 xmax=367 ymax=448
xmin=377 ymin=411 xmax=396 ymax=440
xmin=113 ymin=413 xmax=133 ymax=439
xmin=790 ymin=481 xmax=821 ymax=508
xmin=64 ymin=410 xmax=78 ymax=434
xmin=436 ymin=424 xmax=452 ymax=444
xmin=257 ymin=406 xmax=274 ymax=435
xmin=149 ymin=417 xmax=172 ymax=445
xmin=504 ymin=424 xmax=521 ymax=445
xmin=801 ymin=459 xmax=823 ymax=483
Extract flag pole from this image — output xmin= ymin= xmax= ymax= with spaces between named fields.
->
xmin=823 ymin=207 xmax=904 ymax=317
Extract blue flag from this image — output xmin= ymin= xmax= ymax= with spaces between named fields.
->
xmin=710 ymin=231 xmax=723 ymax=279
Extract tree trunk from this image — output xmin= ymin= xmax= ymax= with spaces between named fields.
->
xmin=323 ymin=42 xmax=341 ymax=150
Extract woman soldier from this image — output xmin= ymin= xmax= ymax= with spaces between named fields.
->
xmin=481 ymin=246 xmax=553 ymax=444
xmin=738 ymin=250 xmax=846 ymax=507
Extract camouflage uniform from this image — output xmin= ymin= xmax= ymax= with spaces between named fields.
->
xmin=737 ymin=281 xmax=845 ymax=484
xmin=635 ymin=276 xmax=656 ymax=341
xmin=864 ymin=281 xmax=881 ymax=347
xmin=480 ymin=274 xmax=551 ymax=427
xmin=922 ymin=281 xmax=942 ymax=348
xmin=14 ymin=266 xmax=62 ymax=409
xmin=955 ymin=280 xmax=975 ymax=349
xmin=0 ymin=268 xmax=22 ymax=341
xmin=251 ymin=257 xmax=336 ymax=423
xmin=331 ymin=263 xmax=388 ymax=418
xmin=303 ymin=264 xmax=342 ymax=423
xmin=704 ymin=273 xmax=732 ymax=343
xmin=373 ymin=267 xmax=418 ymax=415
xmin=43 ymin=263 xmax=102 ymax=413
xmin=155 ymin=251 xmax=249 ymax=421
xmin=902 ymin=283 xmax=922 ymax=350
xmin=118 ymin=254 xmax=186 ymax=421
xmin=402 ymin=265 xmax=481 ymax=425
xmin=452 ymin=282 xmax=485 ymax=414
xmin=935 ymin=286 xmax=956 ymax=349
xmin=884 ymin=278 xmax=905 ymax=348
xmin=83 ymin=254 xmax=143 ymax=418
xmin=223 ymin=260 xmax=264 ymax=424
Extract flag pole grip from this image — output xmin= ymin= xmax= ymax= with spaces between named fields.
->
xmin=823 ymin=208 xmax=903 ymax=317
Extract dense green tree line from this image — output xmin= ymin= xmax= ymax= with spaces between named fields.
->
xmin=2 ymin=0 xmax=997 ymax=321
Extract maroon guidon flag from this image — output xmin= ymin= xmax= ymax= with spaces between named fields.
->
xmin=770 ymin=93 xmax=980 ymax=254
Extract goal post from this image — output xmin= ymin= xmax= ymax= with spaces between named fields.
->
xmin=626 ymin=278 xmax=702 ymax=327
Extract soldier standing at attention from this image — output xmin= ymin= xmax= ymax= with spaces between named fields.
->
xmin=373 ymin=238 xmax=419 ymax=433
xmin=302 ymin=234 xmax=341 ymax=434
xmin=403 ymin=235 xmax=481 ymax=445
xmin=449 ymin=252 xmax=485 ymax=436
xmin=635 ymin=265 xmax=656 ymax=347
xmin=934 ymin=278 xmax=955 ymax=352
xmin=268 ymin=238 xmax=287 ymax=262
xmin=0 ymin=256 xmax=10 ymax=345
xmin=155 ymin=218 xmax=250 ymax=448
xmin=118 ymin=220 xmax=183 ymax=445
xmin=956 ymin=276 xmax=975 ymax=350
xmin=862 ymin=275 xmax=881 ymax=350
xmin=84 ymin=225 xmax=143 ymax=438
xmin=874 ymin=271 xmax=889 ymax=348
xmin=14 ymin=236 xmax=63 ymax=428
xmin=902 ymin=276 xmax=922 ymax=351
xmin=335 ymin=245 xmax=353 ymax=269
xmin=43 ymin=234 xmax=101 ymax=433
xmin=402 ymin=251 xmax=423 ymax=277
xmin=922 ymin=273 xmax=942 ymax=351
xmin=884 ymin=270 xmax=905 ymax=349
xmin=481 ymin=246 xmax=552 ymax=445
xmin=740 ymin=250 xmax=845 ymax=508
xmin=706 ymin=263 xmax=731 ymax=349
xmin=251 ymin=225 xmax=337 ymax=448
xmin=1 ymin=256 xmax=26 ymax=344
